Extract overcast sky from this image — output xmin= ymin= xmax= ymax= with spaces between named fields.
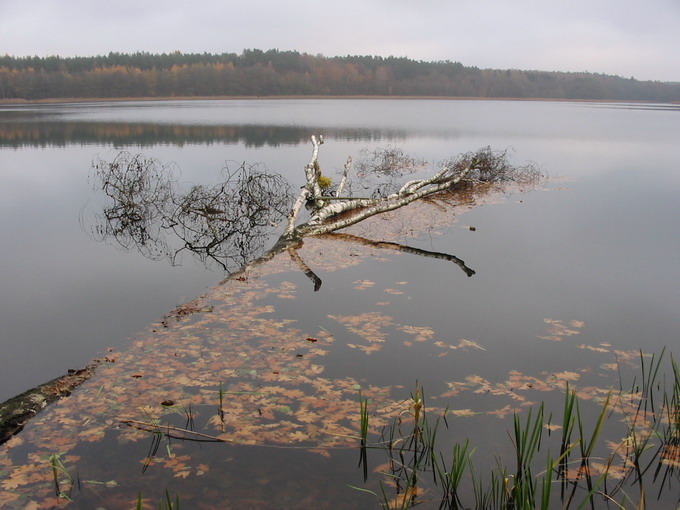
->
xmin=2 ymin=0 xmax=679 ymax=82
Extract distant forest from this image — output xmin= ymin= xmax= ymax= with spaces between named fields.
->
xmin=1 ymin=49 xmax=679 ymax=102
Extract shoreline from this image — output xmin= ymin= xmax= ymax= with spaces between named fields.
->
xmin=1 ymin=95 xmax=674 ymax=105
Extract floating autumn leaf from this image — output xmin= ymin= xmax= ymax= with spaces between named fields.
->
xmin=590 ymin=462 xmax=628 ymax=480
xmin=455 ymin=338 xmax=486 ymax=351
xmin=0 ymin=492 xmax=22 ymax=506
xmin=449 ymin=409 xmax=478 ymax=417
xmin=372 ymin=461 xmax=394 ymax=474
xmin=384 ymin=288 xmax=404 ymax=295
xmin=329 ymin=312 xmax=392 ymax=354
xmin=537 ymin=318 xmax=584 ymax=341
xmin=506 ymin=370 xmax=553 ymax=392
xmin=486 ymin=405 xmax=519 ymax=419
xmin=288 ymin=431 xmax=309 ymax=442
xmin=399 ymin=325 xmax=435 ymax=342
xmin=347 ymin=343 xmax=383 ymax=354
xmin=660 ymin=445 xmax=680 ymax=467
xmin=552 ymin=371 xmax=580 ymax=382
xmin=544 ymin=423 xmax=562 ymax=432
xmin=267 ymin=281 xmax=297 ymax=299
xmin=1 ymin=468 xmax=30 ymax=490
xmin=577 ymin=343 xmax=610 ymax=353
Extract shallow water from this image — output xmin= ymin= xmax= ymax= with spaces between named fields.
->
xmin=1 ymin=99 xmax=679 ymax=507
xmin=2 ymin=99 xmax=678 ymax=401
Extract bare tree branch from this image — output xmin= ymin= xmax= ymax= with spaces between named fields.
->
xmin=281 ymin=136 xmax=540 ymax=242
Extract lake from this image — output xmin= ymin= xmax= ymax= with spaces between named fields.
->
xmin=1 ymin=99 xmax=680 ymax=508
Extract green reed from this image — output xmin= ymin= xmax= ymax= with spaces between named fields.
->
xmin=352 ymin=350 xmax=680 ymax=509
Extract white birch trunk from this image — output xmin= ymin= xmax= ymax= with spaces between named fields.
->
xmin=284 ymin=135 xmax=471 ymax=239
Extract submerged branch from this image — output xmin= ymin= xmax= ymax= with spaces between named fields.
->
xmin=319 ymin=233 xmax=476 ymax=277
xmin=120 ymin=419 xmax=233 ymax=443
xmin=288 ymin=247 xmax=323 ymax=291
xmin=0 ymin=362 xmax=100 ymax=444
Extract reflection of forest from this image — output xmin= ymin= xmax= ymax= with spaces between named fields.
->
xmin=0 ymin=121 xmax=406 ymax=148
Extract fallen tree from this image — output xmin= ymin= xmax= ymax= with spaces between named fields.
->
xmin=255 ymin=136 xmax=540 ymax=290
xmin=281 ymin=135 xmax=540 ymax=240
xmin=88 ymin=137 xmax=539 ymax=274
xmin=1 ymin=137 xmax=541 ymax=440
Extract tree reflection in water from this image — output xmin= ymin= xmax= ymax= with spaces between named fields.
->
xmin=89 ymin=152 xmax=293 ymax=272
xmin=88 ymin=147 xmax=485 ymax=283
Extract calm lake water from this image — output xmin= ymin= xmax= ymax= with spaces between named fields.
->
xmin=1 ymin=99 xmax=678 ymax=402
xmin=1 ymin=99 xmax=680 ymax=507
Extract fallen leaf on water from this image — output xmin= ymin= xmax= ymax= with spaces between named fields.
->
xmin=353 ymin=279 xmax=375 ymax=290
xmin=553 ymin=371 xmax=580 ymax=381
xmin=289 ymin=431 xmax=308 ymax=441
xmin=537 ymin=318 xmax=583 ymax=342
xmin=577 ymin=343 xmax=609 ymax=353
xmin=373 ymin=461 xmax=393 ymax=474
xmin=450 ymin=409 xmax=477 ymax=417
xmin=456 ymin=338 xmax=486 ymax=351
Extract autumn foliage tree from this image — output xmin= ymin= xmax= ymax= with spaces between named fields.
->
xmin=1 ymin=49 xmax=679 ymax=101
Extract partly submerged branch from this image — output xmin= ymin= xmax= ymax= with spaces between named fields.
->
xmin=302 ymin=165 xmax=470 ymax=235
xmin=0 ymin=362 xmax=101 ymax=444
xmin=319 ymin=233 xmax=476 ymax=277
xmin=230 ymin=137 xmax=538 ymax=289
xmin=288 ymin=247 xmax=323 ymax=291
xmin=282 ymin=136 xmax=539 ymax=241
xmin=89 ymin=140 xmax=539 ymax=275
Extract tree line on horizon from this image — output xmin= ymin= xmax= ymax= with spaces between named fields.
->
xmin=1 ymin=49 xmax=679 ymax=102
